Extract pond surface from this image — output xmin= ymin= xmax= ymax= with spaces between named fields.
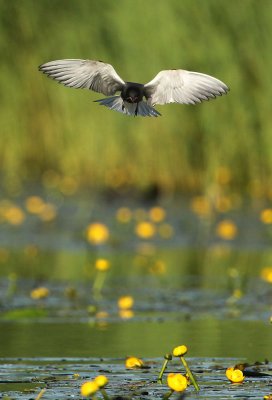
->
xmin=0 ymin=194 xmax=272 ymax=398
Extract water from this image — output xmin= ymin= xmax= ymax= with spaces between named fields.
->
xmin=0 ymin=195 xmax=272 ymax=398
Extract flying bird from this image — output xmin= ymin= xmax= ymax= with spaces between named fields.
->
xmin=39 ymin=59 xmax=229 ymax=117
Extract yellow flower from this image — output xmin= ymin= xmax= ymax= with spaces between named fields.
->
xmin=125 ymin=356 xmax=144 ymax=369
xmin=216 ymin=220 xmax=237 ymax=240
xmin=95 ymin=258 xmax=110 ymax=271
xmin=30 ymin=287 xmax=50 ymax=300
xmin=118 ymin=295 xmax=134 ymax=310
xmin=261 ymin=267 xmax=272 ymax=283
xmin=25 ymin=196 xmax=45 ymax=214
xmin=172 ymin=345 xmax=188 ymax=357
xmin=264 ymin=395 xmax=272 ymax=400
xmin=4 ymin=206 xmax=25 ymax=225
xmin=167 ymin=373 xmax=188 ymax=392
xmin=190 ymin=196 xmax=211 ymax=217
xmin=226 ymin=367 xmax=244 ymax=383
xmin=94 ymin=375 xmax=108 ymax=388
xmin=135 ymin=221 xmax=156 ymax=239
xmin=260 ymin=208 xmax=272 ymax=224
xmin=80 ymin=381 xmax=99 ymax=397
xmin=116 ymin=207 xmax=132 ymax=223
xmin=86 ymin=223 xmax=109 ymax=245
xmin=149 ymin=206 xmax=166 ymax=222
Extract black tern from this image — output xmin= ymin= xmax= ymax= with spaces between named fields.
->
xmin=39 ymin=59 xmax=229 ymax=117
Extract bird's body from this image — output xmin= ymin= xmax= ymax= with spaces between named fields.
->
xmin=39 ymin=59 xmax=229 ymax=117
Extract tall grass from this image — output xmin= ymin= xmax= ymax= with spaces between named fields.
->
xmin=1 ymin=0 xmax=272 ymax=197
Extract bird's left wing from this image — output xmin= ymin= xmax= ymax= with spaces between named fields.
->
xmin=39 ymin=59 xmax=125 ymax=96
xmin=144 ymin=69 xmax=229 ymax=105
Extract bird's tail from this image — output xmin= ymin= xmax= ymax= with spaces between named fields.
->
xmin=94 ymin=96 xmax=161 ymax=117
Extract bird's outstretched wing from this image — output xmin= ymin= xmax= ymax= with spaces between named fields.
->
xmin=144 ymin=69 xmax=229 ymax=105
xmin=39 ymin=59 xmax=125 ymax=96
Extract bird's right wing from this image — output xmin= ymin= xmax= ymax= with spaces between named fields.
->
xmin=39 ymin=59 xmax=125 ymax=96
xmin=144 ymin=69 xmax=229 ymax=105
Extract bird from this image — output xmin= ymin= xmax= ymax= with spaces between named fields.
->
xmin=39 ymin=59 xmax=229 ymax=117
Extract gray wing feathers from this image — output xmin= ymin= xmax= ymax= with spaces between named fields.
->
xmin=95 ymin=97 xmax=160 ymax=117
xmin=39 ymin=59 xmax=125 ymax=96
xmin=144 ymin=69 xmax=229 ymax=105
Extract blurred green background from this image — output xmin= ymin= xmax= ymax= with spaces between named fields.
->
xmin=1 ymin=0 xmax=272 ymax=198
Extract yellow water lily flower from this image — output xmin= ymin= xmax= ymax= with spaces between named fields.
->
xmin=118 ymin=295 xmax=134 ymax=310
xmin=261 ymin=267 xmax=272 ymax=283
xmin=226 ymin=367 xmax=244 ymax=383
xmin=125 ymin=356 xmax=144 ymax=368
xmin=25 ymin=196 xmax=45 ymax=214
xmin=95 ymin=258 xmax=110 ymax=271
xmin=80 ymin=381 xmax=99 ymax=397
xmin=30 ymin=287 xmax=50 ymax=300
xmin=94 ymin=375 xmax=108 ymax=388
xmin=216 ymin=220 xmax=237 ymax=240
xmin=172 ymin=345 xmax=188 ymax=357
xmin=149 ymin=206 xmax=166 ymax=222
xmin=167 ymin=373 xmax=188 ymax=392
xmin=3 ymin=205 xmax=25 ymax=225
xmin=260 ymin=208 xmax=272 ymax=224
xmin=135 ymin=221 xmax=156 ymax=239
xmin=86 ymin=223 xmax=109 ymax=245
xmin=190 ymin=196 xmax=211 ymax=217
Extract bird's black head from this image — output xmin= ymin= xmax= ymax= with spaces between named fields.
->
xmin=121 ymin=82 xmax=144 ymax=103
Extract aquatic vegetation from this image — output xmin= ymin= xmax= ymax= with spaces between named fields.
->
xmin=149 ymin=206 xmax=166 ymax=223
xmin=35 ymin=388 xmax=46 ymax=400
xmin=135 ymin=221 xmax=156 ymax=239
xmin=172 ymin=345 xmax=188 ymax=357
xmin=95 ymin=259 xmax=111 ymax=272
xmin=81 ymin=380 xmax=99 ymax=397
xmin=167 ymin=372 xmax=188 ymax=392
xmin=190 ymin=196 xmax=211 ymax=217
xmin=0 ymin=202 xmax=25 ymax=225
xmin=226 ymin=367 xmax=245 ymax=383
xmin=172 ymin=344 xmax=200 ymax=391
xmin=125 ymin=356 xmax=144 ymax=369
xmin=94 ymin=376 xmax=110 ymax=400
xmin=30 ymin=287 xmax=50 ymax=300
xmin=92 ymin=258 xmax=111 ymax=299
xmin=158 ymin=353 xmax=172 ymax=383
xmin=260 ymin=209 xmax=272 ymax=224
xmin=86 ymin=223 xmax=109 ymax=245
xmin=260 ymin=267 xmax=272 ymax=283
xmin=118 ymin=295 xmax=134 ymax=310
xmin=216 ymin=219 xmax=238 ymax=240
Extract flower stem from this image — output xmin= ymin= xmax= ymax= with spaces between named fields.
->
xmin=180 ymin=356 xmax=200 ymax=391
xmin=158 ymin=359 xmax=169 ymax=383
xmin=92 ymin=271 xmax=106 ymax=299
xmin=100 ymin=388 xmax=110 ymax=400
xmin=162 ymin=389 xmax=173 ymax=399
xmin=35 ymin=388 xmax=46 ymax=400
